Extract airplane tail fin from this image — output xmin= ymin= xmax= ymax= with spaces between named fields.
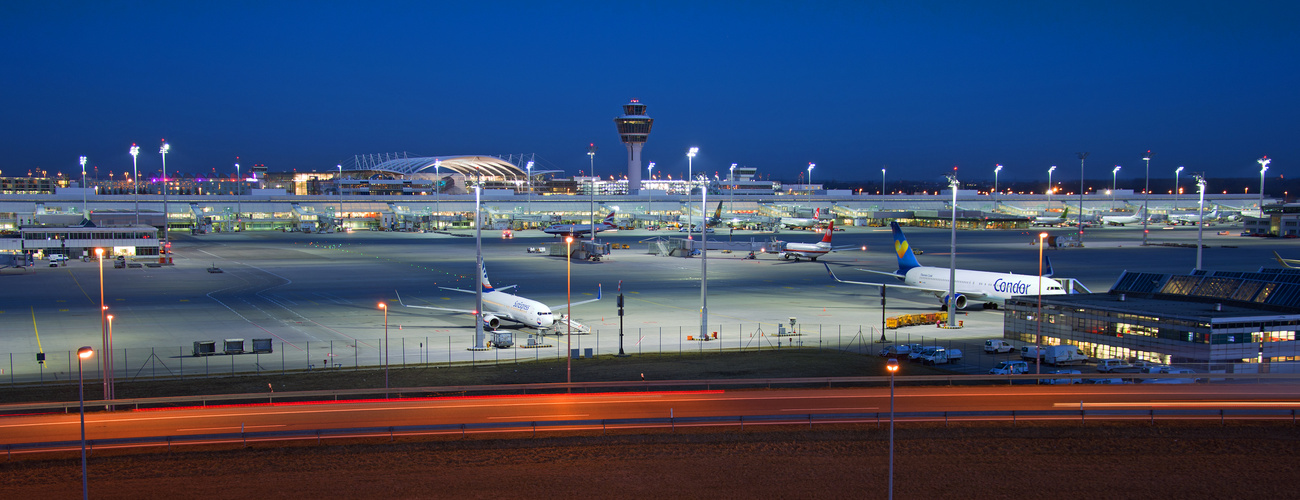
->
xmin=604 ymin=212 xmax=616 ymax=225
xmin=815 ymin=207 xmax=821 ymax=219
xmin=480 ymin=263 xmax=494 ymax=293
xmin=1060 ymin=207 xmax=1069 ymax=219
xmin=1043 ymin=255 xmax=1055 ymax=277
xmin=821 ymin=220 xmax=834 ymax=243
xmin=889 ymin=222 xmax=922 ymax=273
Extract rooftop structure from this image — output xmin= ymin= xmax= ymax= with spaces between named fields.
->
xmin=614 ymin=99 xmax=654 ymax=193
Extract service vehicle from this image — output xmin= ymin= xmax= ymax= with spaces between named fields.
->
xmin=1043 ymin=345 xmax=1088 ymax=365
xmin=990 ymin=360 xmax=1029 ymax=375
xmin=1096 ymin=358 xmax=1134 ymax=373
xmin=1020 ymin=345 xmax=1045 ymax=361
xmin=1042 ymin=369 xmax=1082 ymax=384
xmin=878 ymin=345 xmax=912 ymax=358
xmin=984 ymin=340 xmax=1014 ymax=353
xmin=920 ymin=348 xmax=963 ymax=365
xmin=909 ymin=346 xmax=941 ymax=362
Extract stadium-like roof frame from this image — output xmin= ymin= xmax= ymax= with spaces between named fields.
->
xmin=361 ymin=156 xmax=526 ymax=181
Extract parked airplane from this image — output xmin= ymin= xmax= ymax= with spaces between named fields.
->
xmin=1032 ymin=207 xmax=1068 ymax=227
xmin=779 ymin=221 xmax=859 ymax=261
xmin=1101 ymin=207 xmax=1146 ymax=226
xmin=678 ymin=201 xmax=724 ymax=228
xmin=780 ymin=208 xmax=823 ymax=229
xmin=822 ymin=221 xmax=1068 ymax=309
xmin=1167 ymin=208 xmax=1218 ymax=225
xmin=396 ymin=265 xmax=600 ymax=330
xmin=542 ymin=212 xmax=617 ymax=236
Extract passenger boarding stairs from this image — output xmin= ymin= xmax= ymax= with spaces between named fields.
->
xmin=554 ymin=314 xmax=591 ymax=334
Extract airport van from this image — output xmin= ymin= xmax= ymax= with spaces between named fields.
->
xmin=984 ymin=340 xmax=1014 ymax=354
xmin=47 ymin=254 xmax=67 ymax=267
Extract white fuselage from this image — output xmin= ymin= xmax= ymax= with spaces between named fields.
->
xmin=481 ymin=290 xmax=555 ymax=328
xmin=781 ymin=217 xmax=818 ymax=228
xmin=783 ymin=241 xmax=831 ymax=259
xmin=905 ymin=266 xmax=1066 ymax=303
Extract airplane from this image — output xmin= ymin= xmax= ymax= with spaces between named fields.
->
xmin=542 ymin=212 xmax=617 ymax=237
xmin=678 ymin=201 xmax=724 ymax=229
xmin=396 ymin=265 xmax=600 ymax=330
xmin=1032 ymin=207 xmax=1068 ymax=227
xmin=1167 ymin=208 xmax=1218 ymax=225
xmin=1274 ymin=251 xmax=1300 ymax=269
xmin=1101 ymin=207 xmax=1146 ymax=226
xmin=778 ymin=221 xmax=859 ymax=261
xmin=822 ymin=221 xmax=1068 ymax=309
xmin=780 ymin=208 xmax=823 ymax=229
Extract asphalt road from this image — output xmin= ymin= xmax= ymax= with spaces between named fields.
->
xmin=5 ymin=383 xmax=1299 ymax=447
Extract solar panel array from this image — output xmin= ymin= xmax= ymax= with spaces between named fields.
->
xmin=1111 ymin=269 xmax=1300 ymax=311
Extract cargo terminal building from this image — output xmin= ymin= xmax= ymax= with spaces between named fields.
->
xmin=1003 ymin=268 xmax=1300 ymax=373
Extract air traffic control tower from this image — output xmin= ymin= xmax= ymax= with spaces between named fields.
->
xmin=614 ymin=99 xmax=654 ymax=193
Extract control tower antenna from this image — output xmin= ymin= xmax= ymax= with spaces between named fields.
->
xmin=614 ymin=99 xmax=654 ymax=193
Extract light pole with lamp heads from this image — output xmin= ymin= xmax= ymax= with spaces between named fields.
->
xmin=159 ymin=142 xmax=170 ymax=262
xmin=80 ymin=156 xmax=88 ymax=218
xmin=807 ymin=163 xmax=815 ymax=198
xmin=994 ymin=164 xmax=1002 ymax=201
xmin=1076 ymin=153 xmax=1089 ymax=245
xmin=565 ymin=235 xmax=573 ymax=384
xmin=647 ymin=162 xmax=655 ymax=223
xmin=129 ymin=145 xmax=139 ymax=225
xmin=887 ymin=358 xmax=899 ymax=500
xmin=1142 ymin=151 xmax=1153 ymax=245
xmin=1037 ymin=232 xmax=1047 ymax=377
xmin=1046 ymin=165 xmax=1056 ymax=208
xmin=881 ymin=168 xmax=886 ymax=195
xmin=1174 ymin=166 xmax=1184 ymax=210
xmin=379 ymin=302 xmax=388 ymax=395
xmin=1196 ymin=174 xmax=1207 ymax=269
xmin=1111 ymin=166 xmax=1120 ymax=211
xmin=526 ymin=160 xmax=534 ymax=216
xmin=588 ymin=144 xmax=597 ymax=242
xmin=77 ymin=346 xmax=93 ymax=500
xmin=1259 ymin=156 xmax=1271 ymax=215
xmin=687 ymin=147 xmax=698 ymax=242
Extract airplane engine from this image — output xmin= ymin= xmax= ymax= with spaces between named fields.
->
xmin=941 ymin=293 xmax=968 ymax=310
xmin=481 ymin=314 xmax=501 ymax=330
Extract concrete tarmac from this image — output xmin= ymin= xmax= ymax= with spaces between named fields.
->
xmin=0 ymin=222 xmax=1285 ymax=383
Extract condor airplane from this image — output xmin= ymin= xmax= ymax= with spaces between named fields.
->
xmin=822 ymin=222 xmax=1069 ymax=309
xmin=779 ymin=221 xmax=859 ymax=261
xmin=543 ymin=212 xmax=617 ymax=237
xmin=396 ymin=266 xmax=600 ymax=330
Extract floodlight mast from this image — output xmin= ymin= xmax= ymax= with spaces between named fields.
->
xmin=1174 ymin=166 xmax=1185 ymax=210
xmin=946 ymin=173 xmax=959 ymax=326
xmin=129 ymin=145 xmax=139 ymax=225
xmin=1195 ymin=174 xmax=1207 ymax=270
xmin=1047 ymin=166 xmax=1056 ymax=207
xmin=1142 ymin=151 xmax=1153 ymax=246
xmin=1076 ymin=153 xmax=1089 ymax=245
xmin=1259 ymin=156 xmax=1271 ymax=215
xmin=993 ymin=164 xmax=1002 ymax=201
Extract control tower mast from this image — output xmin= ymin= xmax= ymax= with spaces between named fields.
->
xmin=614 ymin=99 xmax=654 ymax=193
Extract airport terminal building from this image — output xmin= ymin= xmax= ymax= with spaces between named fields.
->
xmin=1003 ymin=268 xmax=1300 ymax=373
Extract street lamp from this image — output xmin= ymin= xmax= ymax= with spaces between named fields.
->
xmin=1111 ymin=166 xmax=1121 ymax=211
xmin=77 ymin=345 xmax=93 ymax=500
xmin=159 ymin=142 xmax=170 ymax=261
xmin=729 ymin=163 xmax=737 ymax=217
xmin=1142 ymin=151 xmax=1153 ymax=246
xmin=687 ymin=147 xmax=698 ymax=243
xmin=336 ymin=164 xmax=343 ymax=232
xmin=565 ymin=235 xmax=573 ymax=385
xmin=434 ymin=159 xmax=442 ymax=230
xmin=95 ymin=248 xmax=111 ymax=402
xmin=700 ymin=173 xmax=709 ymax=344
xmin=1174 ymin=166 xmax=1184 ymax=210
xmin=1259 ymin=156 xmax=1271 ymax=214
xmin=588 ymin=143 xmax=598 ymax=242
xmin=994 ymin=164 xmax=1002 ymax=200
xmin=129 ymin=145 xmax=139 ymax=225
xmin=79 ymin=155 xmax=88 ymax=218
xmin=1195 ymin=175 xmax=1207 ymax=269
xmin=1046 ymin=165 xmax=1056 ymax=207
xmin=886 ymin=358 xmax=899 ymax=500
xmin=1037 ymin=232 xmax=1047 ymax=377
xmin=234 ymin=161 xmax=241 ymax=232
xmin=1076 ymin=153 xmax=1089 ymax=245
xmin=647 ymin=162 xmax=656 ymax=223
xmin=945 ymin=173 xmax=959 ymax=327
xmin=881 ymin=168 xmax=886 ymax=195
xmin=526 ymin=160 xmax=534 ymax=216
xmin=379 ymin=302 xmax=388 ymax=395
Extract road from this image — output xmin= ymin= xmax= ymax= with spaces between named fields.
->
xmin=4 ymin=383 xmax=1299 ymax=448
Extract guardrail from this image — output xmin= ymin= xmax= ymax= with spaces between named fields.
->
xmin=6 ymin=373 xmax=1300 ymax=415
xmin=6 ymin=407 xmax=1298 ymax=456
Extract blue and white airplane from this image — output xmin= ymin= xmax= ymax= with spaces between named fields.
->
xmin=396 ymin=265 xmax=600 ymax=330
xmin=823 ymin=221 xmax=1067 ymax=309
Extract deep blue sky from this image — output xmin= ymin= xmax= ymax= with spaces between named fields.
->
xmin=3 ymin=1 xmax=1296 ymax=185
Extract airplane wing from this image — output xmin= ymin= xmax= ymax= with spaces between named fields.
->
xmin=1275 ymin=251 xmax=1300 ymax=269
xmin=829 ymin=244 xmax=862 ymax=252
xmin=548 ymin=284 xmax=602 ymax=311
xmin=395 ymin=290 xmax=477 ymax=314
xmin=824 ymin=264 xmax=990 ymax=301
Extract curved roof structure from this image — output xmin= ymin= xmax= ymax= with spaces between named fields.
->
xmin=356 ymin=155 xmax=526 ymax=181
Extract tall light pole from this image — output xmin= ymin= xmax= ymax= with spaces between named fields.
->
xmin=77 ymin=346 xmax=93 ymax=500
xmin=1111 ymin=165 xmax=1121 ymax=211
xmin=946 ymin=173 xmax=959 ymax=326
xmin=159 ymin=142 xmax=170 ymax=259
xmin=526 ymin=160 xmax=534 ymax=217
xmin=886 ymin=358 xmax=899 ymax=500
xmin=700 ymin=176 xmax=709 ymax=343
xmin=565 ymin=235 xmax=573 ymax=384
xmin=1076 ymin=153 xmax=1089 ymax=245
xmin=96 ymin=247 xmax=110 ymax=402
xmin=1174 ymin=166 xmax=1184 ymax=210
xmin=993 ymin=164 xmax=1003 ymax=201
xmin=79 ymin=155 xmax=88 ymax=218
xmin=729 ymin=163 xmax=737 ymax=218
xmin=1259 ymin=156 xmax=1271 ymax=215
xmin=687 ymin=147 xmax=698 ymax=243
xmin=588 ymin=143 xmax=598 ymax=242
xmin=434 ymin=159 xmax=441 ymax=230
xmin=1037 ymin=232 xmax=1047 ymax=376
xmin=234 ymin=161 xmax=241 ymax=232
xmin=379 ymin=302 xmax=388 ymax=395
xmin=1142 ymin=151 xmax=1153 ymax=246
xmin=474 ymin=182 xmax=485 ymax=351
xmin=1195 ymin=175 xmax=1206 ymax=270
xmin=336 ymin=164 xmax=343 ymax=231
xmin=881 ymin=168 xmax=886 ymax=195
xmin=1046 ymin=165 xmax=1056 ymax=208
xmin=647 ymin=162 xmax=656 ymax=223
xmin=129 ymin=145 xmax=139 ymax=225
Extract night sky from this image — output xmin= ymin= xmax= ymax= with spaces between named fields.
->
xmin=3 ymin=1 xmax=1296 ymax=185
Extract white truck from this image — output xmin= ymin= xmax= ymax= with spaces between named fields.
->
xmin=1042 ymin=345 xmax=1088 ymax=365
xmin=984 ymin=340 xmax=1014 ymax=353
xmin=1020 ymin=345 xmax=1045 ymax=361
xmin=920 ymin=348 xmax=963 ymax=365
xmin=990 ymin=360 xmax=1029 ymax=375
